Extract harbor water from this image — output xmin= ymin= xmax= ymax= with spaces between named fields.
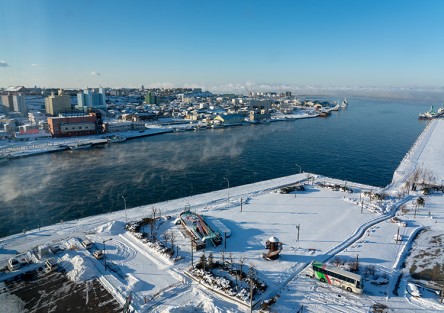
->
xmin=0 ymin=97 xmax=431 ymax=237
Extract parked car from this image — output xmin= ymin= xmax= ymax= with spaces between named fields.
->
xmin=81 ymin=239 xmax=93 ymax=249
xmin=93 ymin=250 xmax=104 ymax=259
xmin=45 ymin=258 xmax=58 ymax=272
xmin=8 ymin=258 xmax=21 ymax=271
xmin=50 ymin=245 xmax=63 ymax=254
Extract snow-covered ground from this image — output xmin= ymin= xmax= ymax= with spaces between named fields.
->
xmin=1 ymin=120 xmax=444 ymax=312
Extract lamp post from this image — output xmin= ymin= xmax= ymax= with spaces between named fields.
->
xmin=121 ymin=195 xmax=128 ymax=223
xmin=223 ymin=177 xmax=230 ymax=204
xmin=103 ymin=238 xmax=113 ymax=271
xmin=295 ymin=163 xmax=302 ymax=174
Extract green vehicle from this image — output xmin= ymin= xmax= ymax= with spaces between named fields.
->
xmin=310 ymin=261 xmax=363 ymax=294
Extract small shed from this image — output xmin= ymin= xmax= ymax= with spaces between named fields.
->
xmin=264 ymin=236 xmax=283 ymax=260
xmin=266 ymin=236 xmax=280 ymax=252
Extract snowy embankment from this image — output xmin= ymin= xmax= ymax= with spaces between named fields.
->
xmin=389 ymin=118 xmax=444 ymax=194
xmin=0 ymin=128 xmax=171 ymax=158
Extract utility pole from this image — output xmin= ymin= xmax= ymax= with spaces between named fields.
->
xmin=296 ymin=224 xmax=300 ymax=242
xmin=361 ymin=200 xmax=364 ymax=214
xmin=190 ymin=240 xmax=194 ymax=268
xmin=396 ymin=227 xmax=400 ymax=244
xmin=250 ymin=277 xmax=254 ymax=313
xmin=224 ymin=232 xmax=227 ymax=249
xmin=223 ymin=177 xmax=230 ymax=205
xmin=240 ymin=198 xmax=243 ymax=212
xmin=121 ymin=195 xmax=128 ymax=224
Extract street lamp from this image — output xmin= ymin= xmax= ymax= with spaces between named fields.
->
xmin=295 ymin=163 xmax=302 ymax=174
xmin=223 ymin=177 xmax=230 ymax=204
xmin=103 ymin=238 xmax=113 ymax=271
xmin=121 ymin=195 xmax=128 ymax=223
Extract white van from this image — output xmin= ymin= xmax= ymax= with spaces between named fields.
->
xmin=8 ymin=258 xmax=21 ymax=271
xmin=81 ymin=239 xmax=93 ymax=249
xmin=45 ymin=258 xmax=58 ymax=272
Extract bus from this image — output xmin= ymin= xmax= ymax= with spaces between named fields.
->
xmin=310 ymin=261 xmax=363 ymax=294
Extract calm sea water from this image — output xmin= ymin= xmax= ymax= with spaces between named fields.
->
xmin=0 ymin=97 xmax=431 ymax=237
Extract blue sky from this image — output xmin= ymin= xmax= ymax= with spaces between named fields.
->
xmin=1 ymin=0 xmax=443 ymax=91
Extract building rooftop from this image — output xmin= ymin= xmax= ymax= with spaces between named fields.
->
xmin=4 ymin=86 xmax=26 ymax=93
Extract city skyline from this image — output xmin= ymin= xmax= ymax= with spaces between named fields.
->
xmin=1 ymin=0 xmax=444 ymax=92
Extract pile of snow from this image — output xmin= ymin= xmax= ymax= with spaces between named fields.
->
xmin=61 ymin=254 xmax=97 ymax=282
xmin=62 ymin=237 xmax=81 ymax=250
xmin=0 ymin=293 xmax=25 ymax=312
xmin=407 ymin=282 xmax=422 ymax=297
xmin=164 ymin=299 xmax=223 ymax=313
xmin=126 ymin=274 xmax=144 ymax=291
xmin=95 ymin=220 xmax=125 ymax=235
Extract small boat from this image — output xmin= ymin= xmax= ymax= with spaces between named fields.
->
xmin=68 ymin=142 xmax=92 ymax=150
xmin=319 ymin=110 xmax=331 ymax=117
xmin=341 ymin=99 xmax=348 ymax=108
xmin=106 ymin=135 xmax=126 ymax=143
xmin=0 ymin=154 xmax=10 ymax=164
xmin=418 ymin=105 xmax=437 ymax=119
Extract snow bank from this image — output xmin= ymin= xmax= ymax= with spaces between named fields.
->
xmin=0 ymin=293 xmax=26 ymax=312
xmin=126 ymin=274 xmax=144 ymax=291
xmin=407 ymin=282 xmax=421 ymax=297
xmin=63 ymin=237 xmax=81 ymax=250
xmin=164 ymin=299 xmax=223 ymax=313
xmin=61 ymin=254 xmax=97 ymax=282
xmin=95 ymin=220 xmax=125 ymax=235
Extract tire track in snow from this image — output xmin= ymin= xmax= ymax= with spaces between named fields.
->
xmin=261 ymin=196 xmax=413 ymax=311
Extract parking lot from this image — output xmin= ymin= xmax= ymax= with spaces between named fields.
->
xmin=1 ymin=270 xmax=121 ymax=312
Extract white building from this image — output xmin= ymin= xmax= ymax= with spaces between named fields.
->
xmin=77 ymin=88 xmax=106 ymax=111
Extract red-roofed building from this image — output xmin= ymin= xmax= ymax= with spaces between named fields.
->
xmin=47 ymin=114 xmax=99 ymax=137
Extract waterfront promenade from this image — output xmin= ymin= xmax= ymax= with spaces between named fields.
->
xmin=390 ymin=119 xmax=444 ymax=192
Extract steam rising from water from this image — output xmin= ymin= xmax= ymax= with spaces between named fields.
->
xmin=0 ymin=99 xmax=427 ymax=236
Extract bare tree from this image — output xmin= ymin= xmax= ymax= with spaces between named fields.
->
xmin=169 ymin=230 xmax=176 ymax=254
xmin=162 ymin=231 xmax=170 ymax=246
xmin=411 ymin=166 xmax=422 ymax=184
xmin=417 ymin=196 xmax=425 ymax=207
xmin=400 ymin=204 xmax=409 ymax=215
xmin=149 ymin=207 xmax=157 ymax=241
xmin=208 ymin=252 xmax=215 ymax=269
xmin=402 ymin=181 xmax=411 ymax=196
xmin=249 ymin=262 xmax=256 ymax=308
xmin=239 ymin=256 xmax=246 ymax=281
xmin=201 ymin=252 xmax=206 ymax=271
xmin=332 ymin=257 xmax=344 ymax=267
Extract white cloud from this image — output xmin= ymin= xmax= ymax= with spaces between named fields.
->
xmin=90 ymin=71 xmax=101 ymax=76
xmin=0 ymin=60 xmax=9 ymax=67
xmin=31 ymin=63 xmax=38 ymax=67
xmin=147 ymin=82 xmax=174 ymax=89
